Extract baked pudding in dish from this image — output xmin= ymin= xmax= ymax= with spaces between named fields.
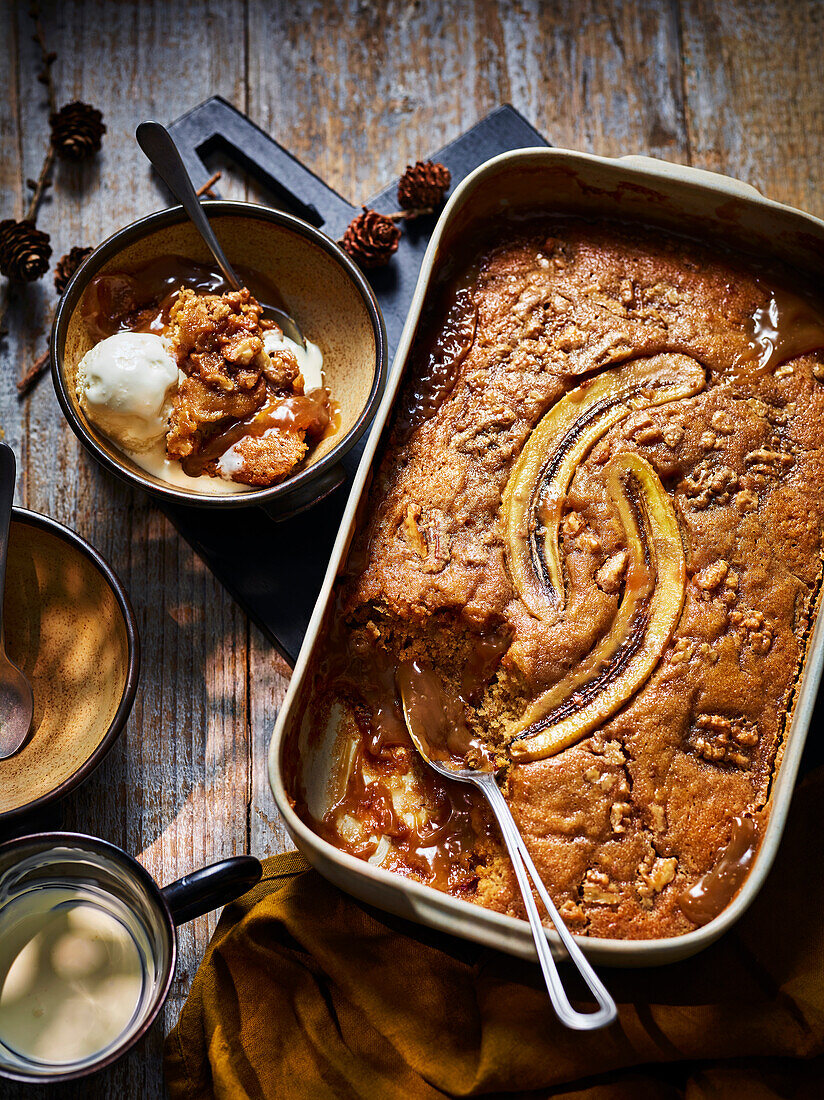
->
xmin=293 ymin=217 xmax=824 ymax=940
xmin=75 ymin=257 xmax=334 ymax=494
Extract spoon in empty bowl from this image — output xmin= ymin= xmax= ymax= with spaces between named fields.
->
xmin=397 ymin=661 xmax=617 ymax=1031
xmin=135 ymin=120 xmax=306 ymax=348
xmin=0 ymin=443 xmax=34 ymax=760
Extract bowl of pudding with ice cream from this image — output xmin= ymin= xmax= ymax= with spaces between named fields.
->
xmin=51 ymin=202 xmax=386 ymax=516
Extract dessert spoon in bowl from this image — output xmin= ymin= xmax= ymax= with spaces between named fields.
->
xmin=135 ymin=120 xmax=306 ymax=349
xmin=0 ymin=442 xmax=34 ymax=760
xmin=397 ymin=673 xmax=617 ymax=1032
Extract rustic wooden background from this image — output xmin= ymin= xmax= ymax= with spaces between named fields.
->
xmin=1 ymin=0 xmax=822 ymax=1095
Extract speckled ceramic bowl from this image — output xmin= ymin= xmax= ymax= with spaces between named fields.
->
xmin=51 ymin=201 xmax=386 ymax=517
xmin=0 ymin=508 xmax=139 ymax=823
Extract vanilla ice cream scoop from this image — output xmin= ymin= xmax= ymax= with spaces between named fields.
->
xmin=76 ymin=332 xmax=180 ymax=452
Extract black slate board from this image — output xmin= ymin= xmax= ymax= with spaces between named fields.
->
xmin=162 ymin=98 xmax=548 ymax=665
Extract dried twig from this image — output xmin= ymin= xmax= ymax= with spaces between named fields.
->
xmin=17 ymin=348 xmax=50 ymax=396
xmin=25 ymin=2 xmax=57 ymax=221
xmin=24 ymin=148 xmax=55 ymax=223
xmin=386 ymin=207 xmax=434 ymax=221
xmin=1 ymin=4 xmax=56 ymax=349
xmin=195 ymin=171 xmax=222 ymax=199
xmin=29 ymin=2 xmax=57 ymax=115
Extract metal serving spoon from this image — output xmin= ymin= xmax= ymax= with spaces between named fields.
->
xmin=0 ymin=443 xmax=34 ymax=760
xmin=135 ymin=120 xmax=306 ymax=348
xmin=398 ymin=679 xmax=617 ymax=1031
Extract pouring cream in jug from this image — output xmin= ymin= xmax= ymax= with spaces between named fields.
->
xmin=0 ymin=885 xmax=145 ymax=1064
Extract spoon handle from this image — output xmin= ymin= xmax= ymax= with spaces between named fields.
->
xmin=0 ymin=443 xmax=16 ymax=644
xmin=477 ymin=773 xmax=617 ymax=1030
xmin=135 ymin=121 xmax=242 ymax=292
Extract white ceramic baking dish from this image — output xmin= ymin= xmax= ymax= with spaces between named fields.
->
xmin=269 ymin=148 xmax=824 ymax=967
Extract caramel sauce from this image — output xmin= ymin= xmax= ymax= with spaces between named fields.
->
xmin=81 ymin=256 xmax=291 ymax=342
xmin=318 ymin=740 xmax=482 ymax=885
xmin=734 ymin=287 xmax=824 ymax=377
xmin=395 ymin=658 xmax=493 ymax=768
xmin=397 ymin=286 xmax=477 ymax=439
xmin=461 ymin=629 xmax=511 ymax=701
xmin=318 ymin=619 xmax=410 ymax=756
xmin=307 ymin=606 xmax=509 ymax=888
xmin=678 ymin=815 xmax=758 ymax=925
xmin=181 ymin=389 xmax=334 ymax=477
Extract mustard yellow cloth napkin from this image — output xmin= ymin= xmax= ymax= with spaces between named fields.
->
xmin=165 ymin=770 xmax=824 ymax=1099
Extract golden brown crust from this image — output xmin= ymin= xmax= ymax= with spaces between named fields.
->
xmin=307 ymin=219 xmax=824 ymax=939
xmin=227 ymin=430 xmax=308 ymax=486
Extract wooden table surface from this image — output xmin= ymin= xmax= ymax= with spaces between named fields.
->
xmin=1 ymin=0 xmax=822 ymax=1095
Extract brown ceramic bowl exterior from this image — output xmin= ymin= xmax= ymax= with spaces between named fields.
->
xmin=51 ymin=201 xmax=387 ymax=513
xmin=0 ymin=509 xmax=139 ymax=822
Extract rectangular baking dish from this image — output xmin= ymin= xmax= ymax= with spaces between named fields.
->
xmin=269 ymin=148 xmax=824 ymax=967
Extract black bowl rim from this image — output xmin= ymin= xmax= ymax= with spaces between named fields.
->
xmin=50 ymin=200 xmax=387 ymax=509
xmin=0 ymin=507 xmax=141 ymax=825
xmin=0 ymin=830 xmax=175 ymax=1084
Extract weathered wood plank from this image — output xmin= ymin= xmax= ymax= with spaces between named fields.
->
xmin=249 ymin=626 xmax=294 ymax=854
xmin=246 ymin=0 xmax=689 ymax=202
xmin=680 ymin=0 xmax=824 ymax=218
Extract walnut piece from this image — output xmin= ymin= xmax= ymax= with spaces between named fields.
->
xmin=596 ymin=550 xmax=629 ymax=594
xmin=668 ymin=637 xmax=696 ymax=666
xmin=730 ymin=608 xmax=774 ymax=654
xmin=582 ymin=869 xmax=620 ymax=906
xmin=636 ymin=852 xmax=677 ymax=908
xmin=661 ymin=421 xmax=684 ymax=449
xmin=610 ymin=801 xmax=631 ymax=834
xmin=403 ymin=503 xmax=428 ymax=559
xmin=695 ymin=560 xmax=729 ymax=591
xmin=735 ymin=489 xmax=758 ymax=513
xmin=561 ymin=510 xmax=586 ymax=537
xmin=711 ymin=410 xmax=734 ymax=435
xmin=690 ymin=713 xmax=759 ymax=767
xmin=681 ymin=463 xmax=738 ymax=510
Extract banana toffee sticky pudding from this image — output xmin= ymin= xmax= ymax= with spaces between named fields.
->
xmin=295 ymin=218 xmax=824 ymax=939
xmin=75 ymin=258 xmax=334 ymax=492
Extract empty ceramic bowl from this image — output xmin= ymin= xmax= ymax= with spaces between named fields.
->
xmin=50 ymin=201 xmax=387 ymax=517
xmin=0 ymin=508 xmax=139 ymax=822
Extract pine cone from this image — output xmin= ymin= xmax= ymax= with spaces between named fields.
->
xmin=54 ymin=245 xmax=93 ymax=293
xmin=341 ymin=207 xmax=401 ymax=269
xmin=50 ymin=101 xmax=106 ymax=162
xmin=0 ymin=219 xmax=52 ymax=281
xmin=397 ymin=161 xmax=451 ymax=210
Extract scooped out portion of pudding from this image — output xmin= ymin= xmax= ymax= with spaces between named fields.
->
xmin=76 ymin=260 xmax=334 ymax=493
